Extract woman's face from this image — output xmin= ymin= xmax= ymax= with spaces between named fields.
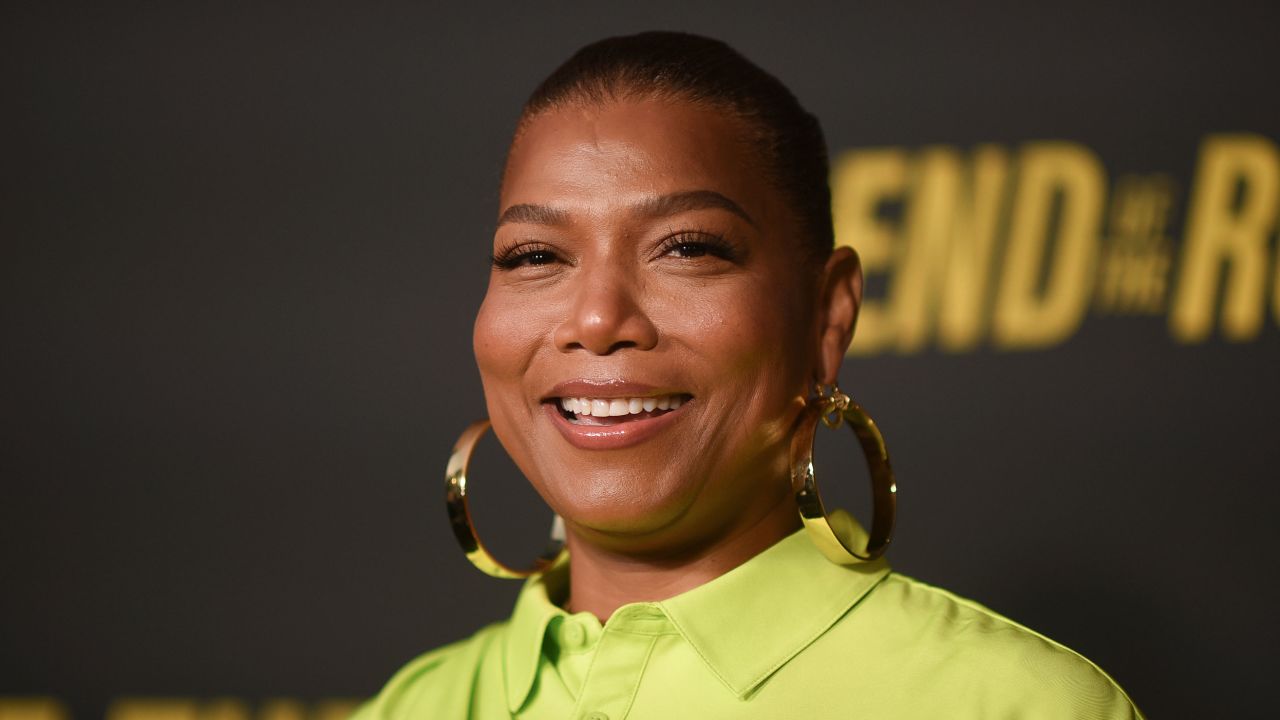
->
xmin=474 ymin=97 xmax=829 ymax=554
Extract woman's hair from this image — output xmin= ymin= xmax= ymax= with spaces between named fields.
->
xmin=515 ymin=31 xmax=835 ymax=264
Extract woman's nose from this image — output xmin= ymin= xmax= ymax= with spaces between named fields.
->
xmin=553 ymin=270 xmax=659 ymax=355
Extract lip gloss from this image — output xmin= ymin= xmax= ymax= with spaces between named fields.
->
xmin=544 ymin=399 xmax=689 ymax=450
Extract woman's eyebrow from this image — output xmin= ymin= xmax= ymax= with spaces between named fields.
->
xmin=496 ymin=203 xmax=571 ymax=228
xmin=496 ymin=190 xmax=756 ymax=229
xmin=636 ymin=190 xmax=757 ymax=227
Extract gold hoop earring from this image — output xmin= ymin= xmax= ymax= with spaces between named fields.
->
xmin=790 ymin=384 xmax=897 ymax=564
xmin=445 ymin=419 xmax=567 ymax=579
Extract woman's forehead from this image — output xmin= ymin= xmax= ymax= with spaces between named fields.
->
xmin=499 ymin=98 xmax=775 ymax=221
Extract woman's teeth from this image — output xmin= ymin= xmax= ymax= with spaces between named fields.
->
xmin=559 ymin=395 xmax=685 ymax=417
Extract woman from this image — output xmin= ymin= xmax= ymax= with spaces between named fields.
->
xmin=355 ymin=32 xmax=1143 ymax=719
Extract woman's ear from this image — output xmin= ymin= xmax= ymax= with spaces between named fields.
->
xmin=815 ymin=246 xmax=862 ymax=386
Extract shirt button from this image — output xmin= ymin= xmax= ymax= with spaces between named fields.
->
xmin=563 ymin=621 xmax=587 ymax=647
xmin=585 ymin=713 xmax=608 ymax=720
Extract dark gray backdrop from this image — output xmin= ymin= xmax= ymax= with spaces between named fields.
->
xmin=3 ymin=2 xmax=1278 ymax=719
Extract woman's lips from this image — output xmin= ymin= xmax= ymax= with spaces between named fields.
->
xmin=542 ymin=393 xmax=692 ymax=449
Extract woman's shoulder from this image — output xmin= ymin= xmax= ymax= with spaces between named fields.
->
xmin=839 ymin=571 xmax=1144 ymax=718
xmin=873 ymin=571 xmax=1119 ymax=666
xmin=349 ymin=621 xmax=509 ymax=720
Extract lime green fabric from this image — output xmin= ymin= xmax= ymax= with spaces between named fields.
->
xmin=353 ymin=522 xmax=1143 ymax=719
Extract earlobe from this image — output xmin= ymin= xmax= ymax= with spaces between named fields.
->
xmin=816 ymin=247 xmax=862 ymax=385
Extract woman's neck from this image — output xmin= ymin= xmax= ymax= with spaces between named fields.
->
xmin=561 ymin=495 xmax=802 ymax=621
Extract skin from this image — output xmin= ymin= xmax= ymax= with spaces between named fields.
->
xmin=473 ymin=95 xmax=862 ymax=620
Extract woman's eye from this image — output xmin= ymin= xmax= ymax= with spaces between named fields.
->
xmin=522 ymin=250 xmax=557 ymax=265
xmin=491 ymin=245 xmax=562 ymax=271
xmin=658 ymin=233 xmax=738 ymax=262
xmin=667 ymin=242 xmax=711 ymax=258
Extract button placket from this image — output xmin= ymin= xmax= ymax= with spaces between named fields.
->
xmin=571 ymin=605 xmax=667 ymax=720
xmin=563 ymin=621 xmax=587 ymax=649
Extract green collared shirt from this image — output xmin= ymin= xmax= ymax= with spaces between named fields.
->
xmin=354 ymin=522 xmax=1142 ymax=719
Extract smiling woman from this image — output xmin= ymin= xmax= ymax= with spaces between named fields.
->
xmin=354 ymin=31 xmax=1144 ymax=719
xmin=475 ymin=93 xmax=832 ymax=568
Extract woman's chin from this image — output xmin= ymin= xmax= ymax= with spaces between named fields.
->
xmin=550 ymin=479 xmax=706 ymax=552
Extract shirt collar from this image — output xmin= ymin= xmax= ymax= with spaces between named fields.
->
xmin=503 ymin=554 xmax=570 ymax=714
xmin=658 ymin=515 xmax=890 ymax=697
xmin=501 ymin=513 xmax=890 ymax=712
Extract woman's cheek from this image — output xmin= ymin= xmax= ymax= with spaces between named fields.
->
xmin=473 ymin=292 xmax=545 ymax=491
xmin=472 ymin=293 xmax=501 ymax=373
xmin=473 ymin=290 xmax=536 ymax=380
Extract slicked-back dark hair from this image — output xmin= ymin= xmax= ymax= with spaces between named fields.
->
xmin=515 ymin=31 xmax=835 ymax=264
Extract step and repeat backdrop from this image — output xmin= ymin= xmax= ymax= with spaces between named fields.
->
xmin=3 ymin=3 xmax=1277 ymax=719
